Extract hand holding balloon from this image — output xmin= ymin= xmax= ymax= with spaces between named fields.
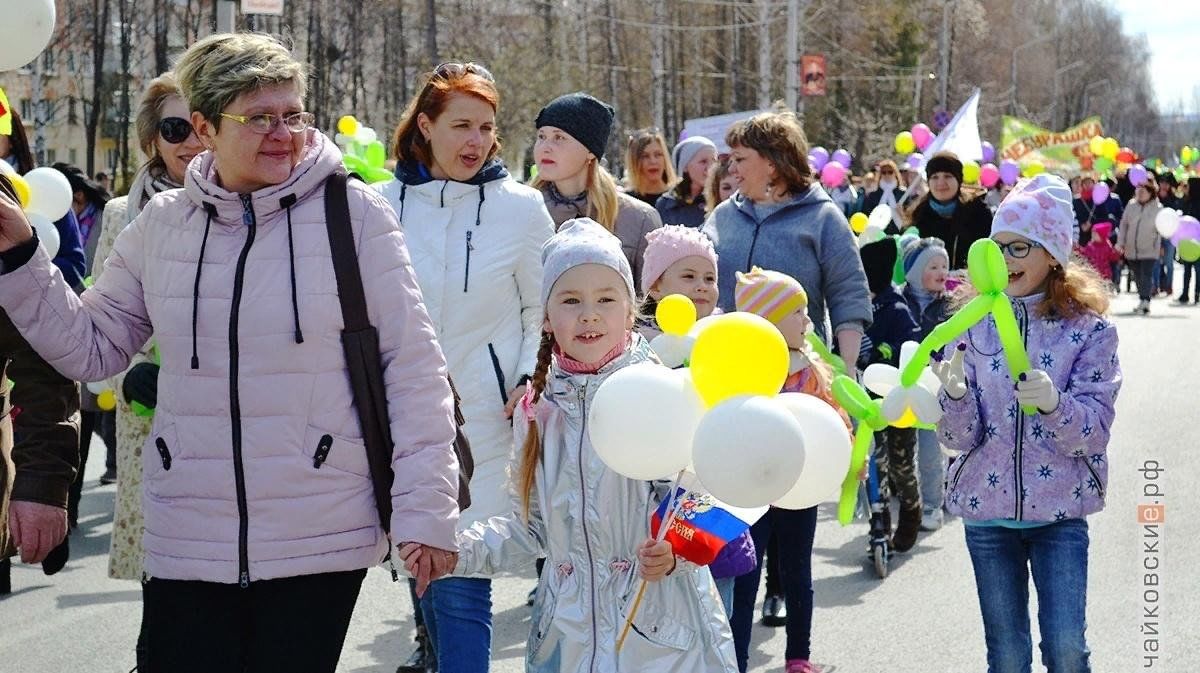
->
xmin=930 ymin=344 xmax=968 ymax=400
xmin=0 ymin=179 xmax=35 ymax=252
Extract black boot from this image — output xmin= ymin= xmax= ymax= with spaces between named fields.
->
xmin=396 ymin=625 xmax=434 ymax=673
xmin=892 ymin=506 xmax=922 ymax=553
xmin=0 ymin=557 xmax=10 ymax=595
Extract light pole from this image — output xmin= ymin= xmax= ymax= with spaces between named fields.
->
xmin=1010 ymin=33 xmax=1056 ymax=115
xmin=1051 ymin=61 xmax=1085 ymax=129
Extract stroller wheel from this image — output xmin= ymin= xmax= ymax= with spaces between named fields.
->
xmin=872 ymin=544 xmax=889 ymax=579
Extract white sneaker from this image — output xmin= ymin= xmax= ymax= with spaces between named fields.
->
xmin=919 ymin=508 xmax=943 ymax=531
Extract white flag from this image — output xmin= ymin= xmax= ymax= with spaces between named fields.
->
xmin=919 ymin=89 xmax=983 ymax=175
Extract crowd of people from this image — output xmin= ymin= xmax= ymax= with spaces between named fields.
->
xmin=0 ymin=31 xmax=1142 ymax=673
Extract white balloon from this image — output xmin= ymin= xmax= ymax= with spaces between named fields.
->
xmin=355 ymin=127 xmax=378 ymax=144
xmin=687 ymin=314 xmax=721 ymax=340
xmin=85 ymin=381 xmax=109 ymax=395
xmin=772 ymin=393 xmax=852 ymax=509
xmin=24 ymin=167 xmax=73 ymax=221
xmin=692 ymin=395 xmax=806 ymax=508
xmin=588 ymin=363 xmax=704 ymax=481
xmin=0 ymin=0 xmax=55 ymax=72
xmin=0 ymin=158 xmax=14 ymax=175
xmin=649 ymin=333 xmax=694 ymax=369
xmin=1155 ymin=208 xmax=1181 ymax=240
xmin=857 ymin=223 xmax=887 ymax=248
xmin=28 ymin=212 xmax=60 ymax=258
xmin=868 ymin=204 xmax=892 ymax=231
xmin=861 ymin=363 xmax=898 ymax=397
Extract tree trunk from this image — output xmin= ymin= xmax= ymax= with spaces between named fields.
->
xmin=424 ymin=0 xmax=438 ymax=67
xmin=84 ymin=0 xmax=112 ymax=176
xmin=117 ymin=0 xmax=134 ymax=188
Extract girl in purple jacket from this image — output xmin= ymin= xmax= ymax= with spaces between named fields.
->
xmin=933 ymin=174 xmax=1121 ymax=673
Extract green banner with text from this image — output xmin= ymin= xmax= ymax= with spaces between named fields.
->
xmin=1000 ymin=116 xmax=1104 ymax=172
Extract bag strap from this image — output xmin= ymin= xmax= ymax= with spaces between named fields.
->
xmin=324 ymin=172 xmax=370 ymax=332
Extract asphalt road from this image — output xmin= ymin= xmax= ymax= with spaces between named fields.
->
xmin=2 ymin=291 xmax=1195 ymax=672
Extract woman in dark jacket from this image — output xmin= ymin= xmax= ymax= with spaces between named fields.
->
xmin=654 ymin=136 xmax=717 ymax=227
xmin=907 ymin=151 xmax=992 ymax=270
xmin=861 ymin=159 xmax=906 ymax=233
xmin=1177 ymin=177 xmax=1200 ymax=304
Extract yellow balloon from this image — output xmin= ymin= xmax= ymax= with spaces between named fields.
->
xmin=962 ymin=160 xmax=981 ymax=184
xmin=689 ymin=313 xmax=789 ymax=407
xmin=894 ymin=131 xmax=916 ymax=155
xmin=1088 ymin=136 xmax=1105 ymax=157
xmin=892 ymin=407 xmax=918 ymax=428
xmin=1022 ymin=161 xmax=1045 ymax=177
xmin=337 ymin=115 xmax=359 ymax=136
xmin=849 ymin=212 xmax=868 ymax=234
xmin=1102 ymin=137 xmax=1119 ymax=161
xmin=8 ymin=174 xmax=31 ymax=209
xmin=97 ymin=389 xmax=117 ymax=411
xmin=656 ymin=294 xmax=697 ymax=336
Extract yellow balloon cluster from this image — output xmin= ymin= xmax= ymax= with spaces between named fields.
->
xmin=689 ymin=313 xmax=789 ymax=408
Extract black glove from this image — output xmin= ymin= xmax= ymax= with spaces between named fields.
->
xmin=122 ymin=362 xmax=159 ymax=409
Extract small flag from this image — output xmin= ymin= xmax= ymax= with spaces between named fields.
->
xmin=0 ymin=87 xmax=11 ymax=136
xmin=651 ymin=476 xmax=767 ymax=566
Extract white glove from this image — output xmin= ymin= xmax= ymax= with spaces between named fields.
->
xmin=1015 ymin=369 xmax=1060 ymax=414
xmin=931 ymin=343 xmax=968 ymax=401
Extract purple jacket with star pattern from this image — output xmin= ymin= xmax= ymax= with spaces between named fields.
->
xmin=936 ymin=293 xmax=1121 ymax=523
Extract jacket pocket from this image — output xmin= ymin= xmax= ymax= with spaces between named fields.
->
xmin=617 ymin=583 xmax=697 ymax=653
xmin=303 ymin=425 xmax=371 ymax=478
xmin=948 ymin=447 xmax=976 ymax=493
xmin=145 ymin=422 xmax=179 ymax=483
xmin=527 ymin=580 xmax=559 ymax=662
xmin=1081 ymin=457 xmax=1106 ymax=500
xmin=486 ymin=342 xmax=508 ymax=408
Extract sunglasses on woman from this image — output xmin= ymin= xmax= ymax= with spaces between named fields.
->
xmin=432 ymin=61 xmax=495 ymax=82
xmin=159 ymin=117 xmax=195 ymax=144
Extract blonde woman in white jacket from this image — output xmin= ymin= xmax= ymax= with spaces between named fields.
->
xmin=380 ymin=62 xmax=555 ymax=673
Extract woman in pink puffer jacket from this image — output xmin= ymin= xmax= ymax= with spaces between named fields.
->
xmin=0 ymin=33 xmax=459 ymax=672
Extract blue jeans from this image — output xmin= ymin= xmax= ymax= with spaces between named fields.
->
xmin=964 ymin=519 xmax=1091 ymax=673
xmin=916 ymin=428 xmax=944 ymax=512
xmin=419 ymin=577 xmax=492 ymax=673
xmin=714 ymin=576 xmax=735 ymax=618
xmin=731 ymin=507 xmax=817 ymax=671
xmin=1153 ymin=240 xmax=1175 ymax=292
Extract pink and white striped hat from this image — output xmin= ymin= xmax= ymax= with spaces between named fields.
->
xmin=734 ymin=266 xmax=808 ymax=325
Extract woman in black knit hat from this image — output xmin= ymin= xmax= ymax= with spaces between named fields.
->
xmin=529 ymin=93 xmax=663 ymax=291
xmin=908 ymin=150 xmax=992 ymax=270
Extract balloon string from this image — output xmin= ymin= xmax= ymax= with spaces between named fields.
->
xmin=621 ymin=469 xmax=687 ymax=654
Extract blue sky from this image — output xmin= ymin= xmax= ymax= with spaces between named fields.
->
xmin=1113 ymin=0 xmax=1198 ymax=114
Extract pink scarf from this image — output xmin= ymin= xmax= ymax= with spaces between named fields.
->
xmin=554 ymin=334 xmax=631 ymax=374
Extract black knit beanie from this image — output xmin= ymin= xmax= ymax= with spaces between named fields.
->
xmin=859 ymin=238 xmax=898 ymax=295
xmin=926 ymin=151 xmax=964 ymax=185
xmin=535 ymin=93 xmax=616 ymax=161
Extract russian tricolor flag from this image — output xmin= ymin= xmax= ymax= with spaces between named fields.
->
xmin=650 ymin=476 xmax=768 ymax=566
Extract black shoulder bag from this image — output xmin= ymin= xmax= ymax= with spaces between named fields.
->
xmin=323 ymin=172 xmax=474 ymax=578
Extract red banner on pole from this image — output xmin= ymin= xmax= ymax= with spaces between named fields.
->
xmin=801 ymin=55 xmax=827 ymax=96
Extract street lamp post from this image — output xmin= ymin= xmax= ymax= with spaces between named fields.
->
xmin=1010 ymin=33 xmax=1056 ymax=115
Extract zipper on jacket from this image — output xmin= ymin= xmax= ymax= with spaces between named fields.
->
xmin=230 ymin=194 xmax=258 ymax=588
xmin=463 ymin=230 xmax=474 ymax=292
xmin=487 ymin=343 xmax=508 ymax=407
xmin=1083 ymin=458 xmax=1106 ymax=499
xmin=744 ymin=222 xmax=763 ymax=273
xmin=155 ymin=437 xmax=172 ymax=471
xmin=1013 ymin=300 xmax=1028 ymax=521
xmin=312 ymin=434 xmax=333 ymax=468
xmin=949 ymin=445 xmax=975 ymax=493
xmin=576 ymin=382 xmax=600 ymax=673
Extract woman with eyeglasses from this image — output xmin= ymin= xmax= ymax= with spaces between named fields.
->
xmin=908 ymin=151 xmax=993 ymax=270
xmin=861 ymin=159 xmax=906 ymax=233
xmin=531 ymin=93 xmax=663 ymax=291
xmin=380 ymin=61 xmax=555 ymax=673
xmin=0 ymin=33 xmax=462 ymax=671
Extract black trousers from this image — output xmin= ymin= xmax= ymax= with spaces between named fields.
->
xmin=143 ymin=568 xmax=366 ymax=673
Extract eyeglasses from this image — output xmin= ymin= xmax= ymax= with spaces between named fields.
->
xmin=432 ymin=62 xmax=495 ymax=82
xmin=159 ymin=117 xmax=194 ymax=144
xmin=218 ymin=111 xmax=315 ymax=135
xmin=995 ymin=240 xmax=1044 ymax=259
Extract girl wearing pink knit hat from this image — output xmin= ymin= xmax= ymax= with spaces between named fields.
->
xmin=637 ymin=225 xmax=720 ymax=339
